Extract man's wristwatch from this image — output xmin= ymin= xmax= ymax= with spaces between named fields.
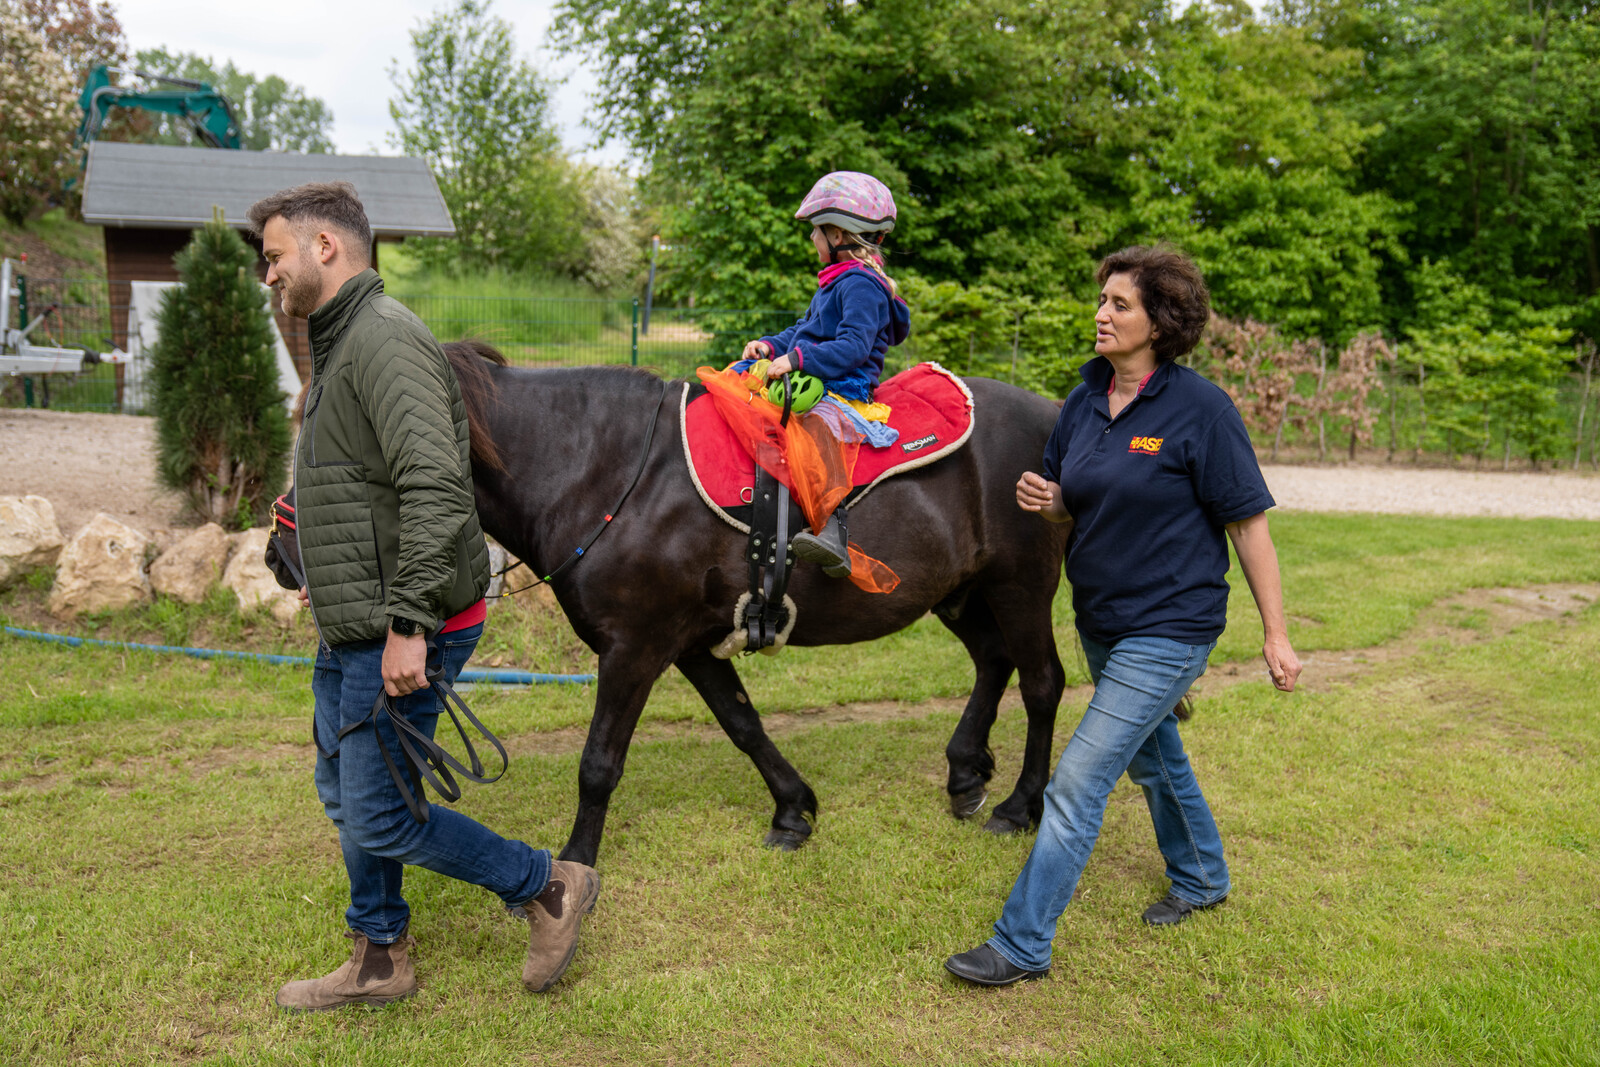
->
xmin=389 ymin=616 xmax=422 ymax=637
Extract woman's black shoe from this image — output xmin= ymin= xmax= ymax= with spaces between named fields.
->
xmin=1141 ymin=892 xmax=1225 ymax=926
xmin=944 ymin=943 xmax=1049 ymax=986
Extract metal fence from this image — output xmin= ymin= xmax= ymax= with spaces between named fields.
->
xmin=2 ymin=276 xmax=802 ymax=414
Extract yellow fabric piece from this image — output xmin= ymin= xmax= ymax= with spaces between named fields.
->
xmin=829 ymin=392 xmax=893 ymax=424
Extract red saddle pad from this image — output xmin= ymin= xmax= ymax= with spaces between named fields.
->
xmin=682 ymin=362 xmax=975 ymax=513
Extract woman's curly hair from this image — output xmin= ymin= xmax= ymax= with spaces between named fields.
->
xmin=1095 ymin=245 xmax=1210 ymax=364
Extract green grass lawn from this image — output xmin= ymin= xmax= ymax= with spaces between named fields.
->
xmin=1 ymin=512 xmax=1597 ymax=1065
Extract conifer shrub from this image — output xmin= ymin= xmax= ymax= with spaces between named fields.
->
xmin=151 ymin=209 xmax=290 ymax=528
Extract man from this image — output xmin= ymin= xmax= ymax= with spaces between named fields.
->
xmin=248 ymin=182 xmax=598 ymax=1011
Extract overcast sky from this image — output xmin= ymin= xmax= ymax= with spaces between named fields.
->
xmin=111 ymin=0 xmax=624 ymax=164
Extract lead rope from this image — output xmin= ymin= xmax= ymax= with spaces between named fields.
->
xmin=338 ymin=637 xmax=511 ymax=824
xmin=488 ymin=379 xmax=671 ymax=599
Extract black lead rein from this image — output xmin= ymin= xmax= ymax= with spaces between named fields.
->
xmin=490 ymin=379 xmax=671 ymax=599
xmin=342 ymin=650 xmax=510 ymax=824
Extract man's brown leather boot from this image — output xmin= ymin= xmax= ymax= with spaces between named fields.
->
xmin=274 ymin=931 xmax=418 ymax=1012
xmin=520 ymin=860 xmax=601 ymax=992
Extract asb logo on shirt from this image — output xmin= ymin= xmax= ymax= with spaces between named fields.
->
xmin=1128 ymin=435 xmax=1164 ymax=455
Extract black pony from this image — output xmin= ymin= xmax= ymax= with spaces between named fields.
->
xmin=444 ymin=342 xmax=1071 ymax=868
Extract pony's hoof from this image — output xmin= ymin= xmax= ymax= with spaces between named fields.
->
xmin=982 ymin=814 xmax=1027 ymax=836
xmin=949 ymin=787 xmax=989 ymax=820
xmin=763 ymin=828 xmax=809 ymax=851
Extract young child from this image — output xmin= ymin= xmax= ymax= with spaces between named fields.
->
xmin=739 ymin=171 xmax=911 ymax=577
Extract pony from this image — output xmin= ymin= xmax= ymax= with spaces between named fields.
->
xmin=451 ymin=341 xmax=1070 ymax=867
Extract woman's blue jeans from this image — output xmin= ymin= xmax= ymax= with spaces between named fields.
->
xmin=311 ymin=623 xmax=550 ymax=944
xmin=988 ymin=634 xmax=1227 ymax=972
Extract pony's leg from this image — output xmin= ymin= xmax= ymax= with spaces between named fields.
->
xmin=674 ymin=649 xmax=819 ymax=850
xmin=981 ymin=584 xmax=1066 ymax=835
xmin=559 ymin=651 xmax=665 ymax=867
xmin=937 ymin=593 xmax=1016 ymax=821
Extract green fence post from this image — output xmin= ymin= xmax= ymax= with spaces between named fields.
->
xmin=631 ymin=299 xmax=639 ymax=366
xmin=16 ymin=275 xmax=32 ymax=408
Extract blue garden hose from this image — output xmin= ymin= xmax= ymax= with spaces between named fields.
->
xmin=1 ymin=626 xmax=595 ymax=685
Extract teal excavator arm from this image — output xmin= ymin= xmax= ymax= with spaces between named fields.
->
xmin=76 ymin=65 xmax=242 ymax=150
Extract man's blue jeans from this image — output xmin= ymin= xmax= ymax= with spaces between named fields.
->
xmin=988 ymin=634 xmax=1227 ymax=972
xmin=311 ymin=623 xmax=550 ymax=944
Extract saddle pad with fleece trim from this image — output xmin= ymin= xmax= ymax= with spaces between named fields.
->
xmin=682 ymin=362 xmax=975 ymax=532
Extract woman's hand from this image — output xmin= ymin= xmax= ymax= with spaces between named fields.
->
xmin=741 ymin=340 xmax=774 ymax=362
xmin=1262 ymin=631 xmax=1301 ymax=693
xmin=1225 ymin=513 xmax=1303 ymax=693
xmin=1016 ymin=471 xmax=1072 ymax=524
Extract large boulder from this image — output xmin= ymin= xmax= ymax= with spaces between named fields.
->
xmin=223 ymin=527 xmax=301 ymax=627
xmin=0 ymin=495 xmax=65 ymax=586
xmin=148 ymin=523 xmax=232 ymax=604
xmin=47 ymin=513 xmax=152 ymax=618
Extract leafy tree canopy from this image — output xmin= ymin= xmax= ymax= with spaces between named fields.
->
xmin=0 ymin=7 xmax=81 ymax=223
xmin=556 ymin=0 xmax=1598 ymax=347
xmin=388 ymin=0 xmax=586 ymax=274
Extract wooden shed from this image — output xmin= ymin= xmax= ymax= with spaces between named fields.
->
xmin=79 ymin=141 xmax=455 ymax=384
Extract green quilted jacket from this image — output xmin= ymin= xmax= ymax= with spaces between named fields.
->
xmin=295 ymin=270 xmax=489 ymax=646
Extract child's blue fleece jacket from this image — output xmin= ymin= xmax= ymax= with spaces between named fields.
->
xmin=759 ymin=267 xmax=911 ymax=402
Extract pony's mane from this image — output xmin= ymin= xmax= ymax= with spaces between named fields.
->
xmin=443 ymin=342 xmax=676 ymax=473
xmin=443 ymin=339 xmax=509 ymax=472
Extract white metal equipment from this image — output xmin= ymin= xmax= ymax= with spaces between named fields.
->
xmin=1 ymin=258 xmax=130 ymax=378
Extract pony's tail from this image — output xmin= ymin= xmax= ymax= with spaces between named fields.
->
xmin=443 ymin=338 xmax=508 ymax=473
xmin=1174 ymin=690 xmax=1196 ymax=722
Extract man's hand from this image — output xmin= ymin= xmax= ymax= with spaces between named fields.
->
xmin=382 ymin=630 xmax=429 ymax=697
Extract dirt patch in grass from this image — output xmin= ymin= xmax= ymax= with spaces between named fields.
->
xmin=1236 ymin=581 xmax=1600 ymax=699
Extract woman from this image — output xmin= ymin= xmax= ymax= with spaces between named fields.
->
xmin=945 ymin=245 xmax=1302 ymax=987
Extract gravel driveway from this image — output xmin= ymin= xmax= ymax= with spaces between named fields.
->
xmin=3 ymin=409 xmax=1598 ymax=541
xmin=1260 ymin=464 xmax=1600 ymax=521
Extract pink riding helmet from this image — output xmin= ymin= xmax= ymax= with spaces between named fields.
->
xmin=795 ymin=171 xmax=897 ymax=236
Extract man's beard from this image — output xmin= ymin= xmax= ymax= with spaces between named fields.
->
xmin=280 ymin=261 xmax=323 ymax=318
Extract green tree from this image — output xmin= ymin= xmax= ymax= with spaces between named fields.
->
xmin=1352 ymin=0 xmax=1600 ymax=330
xmin=150 ymin=211 xmax=290 ymax=528
xmin=559 ymin=165 xmax=646 ymax=292
xmin=1117 ymin=4 xmax=1402 ymax=343
xmin=14 ymin=0 xmax=127 ymax=72
xmin=130 ymin=49 xmax=335 ymax=153
xmin=389 ymin=0 xmax=586 ymax=274
xmin=554 ymin=0 xmax=1154 ymax=307
xmin=0 ymin=9 xmax=78 ymax=223
xmin=1400 ymin=259 xmax=1572 ymax=466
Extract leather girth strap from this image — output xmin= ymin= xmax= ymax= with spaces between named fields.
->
xmin=742 ymin=464 xmax=798 ymax=651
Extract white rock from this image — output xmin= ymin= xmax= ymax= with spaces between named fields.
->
xmin=223 ymin=527 xmax=301 ymax=628
xmin=148 ymin=523 xmax=232 ymax=604
xmin=0 ymin=495 xmax=66 ymax=586
xmin=47 ymin=513 xmax=151 ymax=618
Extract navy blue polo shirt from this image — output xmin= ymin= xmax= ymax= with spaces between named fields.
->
xmin=1041 ymin=356 xmax=1275 ymax=646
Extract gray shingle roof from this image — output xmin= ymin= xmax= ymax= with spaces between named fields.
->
xmin=81 ymin=142 xmax=455 ymax=237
